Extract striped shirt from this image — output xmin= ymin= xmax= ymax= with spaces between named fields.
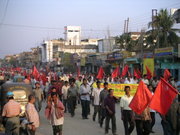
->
xmin=2 ymin=100 xmax=21 ymax=117
xmin=26 ymin=103 xmax=40 ymax=128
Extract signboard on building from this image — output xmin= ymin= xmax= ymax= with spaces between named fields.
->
xmin=107 ymin=53 xmax=114 ymax=60
xmin=122 ymin=51 xmax=132 ymax=58
xmin=114 ymin=52 xmax=123 ymax=59
xmin=143 ymin=52 xmax=153 ymax=58
xmin=155 ymin=47 xmax=173 ymax=57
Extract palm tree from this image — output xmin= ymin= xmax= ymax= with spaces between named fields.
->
xmin=115 ymin=33 xmax=137 ymax=51
xmin=148 ymin=9 xmax=179 ymax=48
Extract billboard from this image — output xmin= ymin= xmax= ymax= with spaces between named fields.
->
xmin=143 ymin=58 xmax=154 ymax=75
xmin=93 ymin=83 xmax=138 ymax=97
xmin=155 ymin=47 xmax=173 ymax=57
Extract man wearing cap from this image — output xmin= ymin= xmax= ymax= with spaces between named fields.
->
xmin=2 ymin=91 xmax=21 ymax=135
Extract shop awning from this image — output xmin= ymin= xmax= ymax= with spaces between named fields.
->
xmin=161 ymin=63 xmax=180 ymax=69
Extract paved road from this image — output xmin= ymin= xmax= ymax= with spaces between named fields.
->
xmin=37 ymin=102 xmax=163 ymax=135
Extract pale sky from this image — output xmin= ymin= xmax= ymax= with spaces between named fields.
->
xmin=0 ymin=0 xmax=179 ymax=58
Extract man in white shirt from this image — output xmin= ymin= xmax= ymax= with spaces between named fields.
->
xmin=124 ymin=77 xmax=132 ymax=84
xmin=120 ymin=86 xmax=135 ymax=135
xmin=80 ymin=78 xmax=91 ymax=119
xmin=92 ymin=81 xmax=102 ymax=122
xmin=62 ymin=81 xmax=69 ymax=113
xmin=142 ymin=74 xmax=149 ymax=85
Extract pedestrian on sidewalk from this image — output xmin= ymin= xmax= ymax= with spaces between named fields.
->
xmin=67 ymin=78 xmax=78 ymax=117
xmin=2 ymin=92 xmax=21 ymax=135
xmin=26 ymin=94 xmax=40 ymax=135
xmin=92 ymin=80 xmax=102 ymax=122
xmin=45 ymin=92 xmax=65 ymax=135
xmin=99 ymin=82 xmax=109 ymax=127
xmin=104 ymin=89 xmax=118 ymax=135
xmin=120 ymin=86 xmax=135 ymax=135
xmin=80 ymin=78 xmax=91 ymax=119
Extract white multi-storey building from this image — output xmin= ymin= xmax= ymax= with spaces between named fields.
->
xmin=64 ymin=26 xmax=81 ymax=45
xmin=41 ymin=40 xmax=97 ymax=63
xmin=41 ymin=40 xmax=56 ymax=62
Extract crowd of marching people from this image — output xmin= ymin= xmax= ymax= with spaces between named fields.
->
xmin=0 ymin=66 xmax=180 ymax=135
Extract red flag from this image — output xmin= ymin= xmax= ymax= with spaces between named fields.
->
xmin=121 ymin=65 xmax=129 ymax=77
xmin=163 ymin=69 xmax=171 ymax=81
xmin=111 ymin=66 xmax=120 ymax=79
xmin=134 ymin=69 xmax=141 ymax=79
xmin=96 ymin=67 xmax=104 ymax=79
xmin=145 ymin=66 xmax=152 ymax=79
xmin=32 ymin=66 xmax=40 ymax=81
xmin=129 ymin=81 xmax=153 ymax=114
xmin=149 ymin=78 xmax=178 ymax=115
xmin=40 ymin=73 xmax=47 ymax=85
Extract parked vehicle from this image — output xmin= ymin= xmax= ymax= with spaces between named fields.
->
xmin=0 ymin=82 xmax=33 ymax=116
xmin=0 ymin=82 xmax=33 ymax=134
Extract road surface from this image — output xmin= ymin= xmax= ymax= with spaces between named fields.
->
xmin=36 ymin=102 xmax=163 ymax=135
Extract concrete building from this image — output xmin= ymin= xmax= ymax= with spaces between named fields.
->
xmin=41 ymin=39 xmax=97 ymax=63
xmin=81 ymin=39 xmax=99 ymax=45
xmin=98 ymin=38 xmax=115 ymax=53
xmin=64 ymin=26 xmax=81 ymax=45
xmin=41 ymin=40 xmax=64 ymax=63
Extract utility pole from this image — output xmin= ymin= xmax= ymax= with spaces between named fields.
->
xmin=152 ymin=9 xmax=157 ymax=30
xmin=152 ymin=9 xmax=158 ymax=48
xmin=137 ymin=29 xmax=146 ymax=73
xmin=124 ymin=20 xmax=127 ymax=33
xmin=126 ymin=18 xmax=129 ymax=33
xmin=107 ymin=26 xmax=112 ymax=52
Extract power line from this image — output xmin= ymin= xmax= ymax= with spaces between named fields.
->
xmin=0 ymin=0 xmax=10 ymax=25
xmin=1 ymin=23 xmax=122 ymax=32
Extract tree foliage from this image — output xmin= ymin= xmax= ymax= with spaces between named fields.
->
xmin=148 ymin=9 xmax=180 ymax=48
xmin=115 ymin=33 xmax=137 ymax=51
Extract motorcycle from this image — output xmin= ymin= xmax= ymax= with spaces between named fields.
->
xmin=20 ymin=118 xmax=33 ymax=135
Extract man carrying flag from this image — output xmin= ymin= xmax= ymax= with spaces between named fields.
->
xmin=129 ymin=81 xmax=153 ymax=135
xmin=149 ymin=78 xmax=179 ymax=135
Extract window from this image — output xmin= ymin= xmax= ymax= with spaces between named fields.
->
xmin=68 ymin=30 xmax=73 ymax=32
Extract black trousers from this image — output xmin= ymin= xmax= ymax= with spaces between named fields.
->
xmin=63 ymin=99 xmax=68 ymax=113
xmin=150 ymin=112 xmax=155 ymax=130
xmin=28 ymin=129 xmax=35 ymax=135
xmin=105 ymin=114 xmax=116 ymax=134
xmin=122 ymin=110 xmax=135 ymax=135
xmin=81 ymin=100 xmax=90 ymax=118
xmin=135 ymin=120 xmax=151 ymax=135
xmin=100 ymin=107 xmax=106 ymax=126
xmin=68 ymin=97 xmax=77 ymax=116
